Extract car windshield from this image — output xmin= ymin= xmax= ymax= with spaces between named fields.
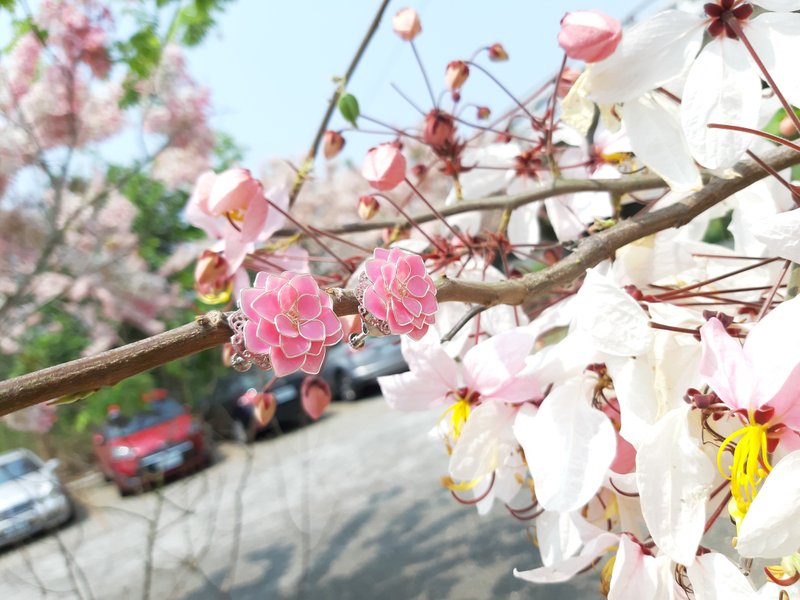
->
xmin=0 ymin=457 xmax=39 ymax=484
xmin=105 ymin=400 xmax=185 ymax=439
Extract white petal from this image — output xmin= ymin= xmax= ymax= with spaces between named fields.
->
xmin=681 ymin=39 xmax=762 ymax=169
xmin=605 ymin=355 xmax=658 ymax=449
xmin=751 ymin=209 xmax=800 ymax=264
xmin=513 ymin=532 xmax=619 ymax=584
xmin=514 ymin=381 xmax=617 ymax=512
xmin=635 ymin=405 xmax=715 ymax=566
xmin=750 ymin=1 xmax=800 ymax=14
xmin=587 ymin=11 xmax=704 ymax=104
xmin=507 ymin=202 xmax=541 ymax=254
xmin=623 ymin=93 xmax=702 ymax=192
xmin=462 ymin=327 xmax=536 ymax=398
xmin=737 ymin=449 xmax=800 ymax=558
xmin=536 ymin=511 xmax=591 ymax=567
xmin=608 ymin=534 xmax=659 ymax=600
xmin=575 ymin=268 xmax=652 ymax=356
xmin=448 ymin=402 xmax=517 ymax=482
xmin=687 ymin=553 xmax=757 ymax=600
xmin=745 ymin=12 xmax=800 ymax=106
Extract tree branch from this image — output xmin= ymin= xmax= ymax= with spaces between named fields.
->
xmin=1 ymin=145 xmax=798 ymax=413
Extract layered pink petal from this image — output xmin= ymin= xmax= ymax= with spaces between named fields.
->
xmin=698 ymin=318 xmax=752 ymax=411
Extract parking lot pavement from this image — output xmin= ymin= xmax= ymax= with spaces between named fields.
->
xmin=0 ymin=396 xmax=601 ymax=599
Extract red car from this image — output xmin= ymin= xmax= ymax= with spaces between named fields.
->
xmin=92 ymin=396 xmax=212 ymax=496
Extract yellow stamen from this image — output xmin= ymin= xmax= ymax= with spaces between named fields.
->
xmin=226 ymin=209 xmax=245 ymax=222
xmin=599 ymin=555 xmax=617 ymax=596
xmin=440 ymin=399 xmax=471 ymax=442
xmin=440 ymin=475 xmax=481 ymax=492
xmin=716 ymin=422 xmax=771 ymax=519
xmin=197 ymin=281 xmax=233 ymax=305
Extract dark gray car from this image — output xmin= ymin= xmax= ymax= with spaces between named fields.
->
xmin=322 ymin=335 xmax=408 ymax=401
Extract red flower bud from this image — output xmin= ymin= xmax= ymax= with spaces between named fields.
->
xmin=322 ymin=130 xmax=345 ymax=159
xmin=558 ymin=10 xmax=621 ymax=63
xmin=487 ymin=43 xmax=509 ymax=61
xmin=423 ymin=109 xmax=456 ymax=149
xmin=392 ymin=7 xmax=421 ymax=41
xmin=476 ymin=106 xmax=491 ymax=120
xmin=362 ymin=143 xmax=407 ymax=191
xmin=301 ymin=376 xmax=331 ymax=420
xmin=358 ymin=195 xmax=380 ymax=220
xmin=445 ymin=61 xmax=469 ymax=91
xmin=195 ymin=250 xmax=232 ymax=303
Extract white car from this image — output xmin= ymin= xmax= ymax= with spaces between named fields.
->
xmin=0 ymin=449 xmax=73 ymax=548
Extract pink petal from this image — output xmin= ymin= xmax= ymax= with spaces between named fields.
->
xmin=363 ymin=287 xmax=389 ymax=321
xmin=373 ymin=247 xmax=390 ymax=261
xmin=240 ymin=192 xmax=268 ymax=244
xmin=250 ymin=290 xmax=281 ymax=320
xmin=407 ymin=254 xmax=426 ymax=278
xmin=208 ymin=168 xmax=260 ymax=215
xmin=256 ymin=319 xmax=281 ymax=346
xmin=253 ymin=272 xmax=271 ymax=288
xmin=270 ymin=347 xmax=305 ymax=376
xmin=299 ymin=319 xmax=325 ymax=342
xmin=296 ymin=294 xmax=322 ymax=319
xmin=380 ymin=262 xmax=396 ymax=284
xmin=278 ymin=283 xmax=298 ymax=311
xmin=275 ymin=313 xmax=298 ymax=338
xmin=418 ymin=292 xmax=437 ymax=316
xmin=406 ymin=325 xmax=428 ymax=340
xmin=281 ymin=334 xmax=312 ymax=359
xmin=265 ymin=273 xmax=286 ymax=292
xmin=395 ymin=257 xmax=411 ymax=281
xmin=291 ymin=273 xmax=318 ymax=296
xmin=243 ymin=321 xmax=271 ymax=354
xmin=402 ymin=296 xmax=422 ymax=318
xmin=319 ymin=308 xmax=343 ymax=336
xmin=301 ymin=349 xmax=326 ymax=375
xmin=391 ymin=299 xmax=414 ymax=326
xmin=463 ymin=328 xmax=536 ymax=398
xmin=239 ymin=288 xmax=264 ymax=322
xmin=406 ymin=275 xmax=429 ymax=297
xmin=365 ymin=258 xmax=385 ymax=283
xmin=699 ymin=318 xmax=752 ymax=412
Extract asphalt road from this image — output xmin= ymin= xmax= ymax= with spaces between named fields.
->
xmin=0 ymin=396 xmax=601 ymax=599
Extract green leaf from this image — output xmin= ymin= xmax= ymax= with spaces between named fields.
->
xmin=338 ymin=93 xmax=360 ymax=128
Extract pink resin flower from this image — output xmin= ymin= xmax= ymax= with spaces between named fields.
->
xmin=362 ymin=248 xmax=437 ymax=340
xmin=238 ymin=271 xmax=343 ymax=376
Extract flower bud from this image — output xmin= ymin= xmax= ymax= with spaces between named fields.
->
xmin=558 ymin=10 xmax=621 ymax=63
xmin=487 ymin=43 xmax=509 ymax=61
xmin=301 ymin=376 xmax=331 ymax=420
xmin=423 ymin=109 xmax=456 ymax=149
xmin=779 ymin=115 xmax=798 ymax=138
xmin=445 ymin=61 xmax=469 ymax=91
xmin=323 ymin=130 xmax=345 ymax=159
xmin=358 ymin=195 xmax=380 ymax=220
xmin=195 ymin=250 xmax=232 ymax=303
xmin=362 ymin=143 xmax=407 ymax=191
xmin=476 ymin=106 xmax=491 ymax=120
xmin=392 ymin=7 xmax=421 ymax=41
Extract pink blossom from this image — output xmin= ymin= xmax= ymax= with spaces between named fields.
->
xmin=362 ymin=247 xmax=437 ymax=341
xmin=445 ymin=60 xmax=470 ymax=91
xmin=301 ymin=376 xmax=332 ymax=420
xmin=238 ymin=271 xmax=343 ymax=376
xmin=361 ymin=144 xmax=406 ymax=191
xmin=557 ymin=10 xmax=621 ymax=63
xmin=700 ymin=296 xmax=800 ymax=429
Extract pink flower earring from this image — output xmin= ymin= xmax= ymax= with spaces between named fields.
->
xmin=350 ymin=247 xmax=437 ymax=349
xmin=228 ymin=271 xmax=343 ymax=376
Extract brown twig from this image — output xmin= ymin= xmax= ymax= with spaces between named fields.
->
xmin=288 ymin=0 xmax=391 ymax=207
xmin=1 ymin=145 xmax=798 ymax=412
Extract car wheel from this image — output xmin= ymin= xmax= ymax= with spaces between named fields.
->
xmin=337 ymin=372 xmax=357 ymax=402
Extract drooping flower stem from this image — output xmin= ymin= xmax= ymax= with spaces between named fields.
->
xmin=410 ymin=40 xmax=437 ymax=108
xmin=653 ymin=257 xmax=780 ymax=301
xmin=404 ymin=177 xmax=473 ymax=249
xmin=545 ymin=53 xmax=568 ymax=173
xmin=725 ymin=17 xmax=800 ymax=135
xmin=373 ymin=193 xmax=448 ymax=254
xmin=262 ymin=197 xmax=354 ymax=273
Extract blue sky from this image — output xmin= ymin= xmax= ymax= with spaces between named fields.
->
xmin=184 ymin=0 xmax=662 ymax=168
